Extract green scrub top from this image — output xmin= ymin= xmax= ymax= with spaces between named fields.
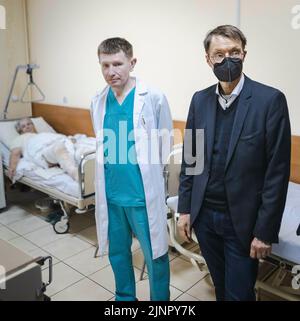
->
xmin=103 ymin=87 xmax=146 ymax=207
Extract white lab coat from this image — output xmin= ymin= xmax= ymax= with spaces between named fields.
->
xmin=90 ymin=78 xmax=173 ymax=259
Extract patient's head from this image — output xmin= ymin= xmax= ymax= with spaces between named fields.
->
xmin=15 ymin=118 xmax=36 ymax=134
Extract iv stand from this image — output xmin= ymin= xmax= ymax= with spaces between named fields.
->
xmin=2 ymin=64 xmax=45 ymax=119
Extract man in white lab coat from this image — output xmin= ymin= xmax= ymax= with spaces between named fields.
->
xmin=90 ymin=37 xmax=173 ymax=301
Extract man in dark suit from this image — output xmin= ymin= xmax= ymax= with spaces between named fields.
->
xmin=177 ymin=25 xmax=291 ymax=301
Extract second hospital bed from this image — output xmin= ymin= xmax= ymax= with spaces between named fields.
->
xmin=165 ymin=143 xmax=300 ymax=300
xmin=0 ymin=117 xmax=96 ymax=234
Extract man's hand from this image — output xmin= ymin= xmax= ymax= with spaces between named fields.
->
xmin=177 ymin=214 xmax=191 ymax=243
xmin=250 ymin=237 xmax=272 ymax=259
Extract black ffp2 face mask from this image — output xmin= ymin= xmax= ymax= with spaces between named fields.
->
xmin=213 ymin=57 xmax=243 ymax=82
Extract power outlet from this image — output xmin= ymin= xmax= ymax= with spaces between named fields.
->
xmin=11 ymin=95 xmax=19 ymax=102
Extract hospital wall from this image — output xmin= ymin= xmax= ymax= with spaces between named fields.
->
xmin=0 ymin=0 xmax=31 ymax=119
xmin=241 ymin=0 xmax=300 ymax=135
xmin=3 ymin=0 xmax=300 ymax=135
xmin=25 ymin=0 xmax=237 ymax=118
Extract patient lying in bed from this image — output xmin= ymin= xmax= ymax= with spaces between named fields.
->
xmin=8 ymin=118 xmax=88 ymax=182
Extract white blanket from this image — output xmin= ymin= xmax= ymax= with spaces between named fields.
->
xmin=72 ymin=134 xmax=96 ymax=163
xmin=23 ymin=132 xmax=70 ymax=169
xmin=14 ymin=134 xmax=96 ymax=183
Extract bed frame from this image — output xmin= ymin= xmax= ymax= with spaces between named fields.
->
xmin=0 ymin=117 xmax=96 ymax=234
xmin=3 ymin=151 xmax=95 ymax=234
xmin=255 ymin=135 xmax=300 ymax=301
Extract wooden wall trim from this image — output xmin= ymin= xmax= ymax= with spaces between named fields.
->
xmin=32 ymin=103 xmax=299 ymax=183
xmin=32 ymin=103 xmax=95 ymax=137
xmin=291 ymin=135 xmax=300 ymax=184
xmin=32 ymin=103 xmax=187 ymax=142
xmin=173 ymin=120 xmax=185 ymax=145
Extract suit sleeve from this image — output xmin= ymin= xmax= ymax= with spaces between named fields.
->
xmin=177 ymin=93 xmax=197 ymax=214
xmin=253 ymin=91 xmax=291 ymax=243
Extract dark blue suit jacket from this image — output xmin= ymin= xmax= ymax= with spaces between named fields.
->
xmin=178 ymin=75 xmax=291 ymax=251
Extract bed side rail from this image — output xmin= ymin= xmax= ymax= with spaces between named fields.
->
xmin=78 ymin=151 xmax=95 ymax=198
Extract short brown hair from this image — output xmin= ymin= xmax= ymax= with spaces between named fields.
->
xmin=204 ymin=25 xmax=247 ymax=53
xmin=97 ymin=37 xmax=133 ymax=59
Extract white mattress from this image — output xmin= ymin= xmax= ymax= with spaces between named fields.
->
xmin=272 ymin=182 xmax=300 ymax=264
xmin=20 ymin=168 xmax=80 ymax=197
xmin=1 ymin=142 xmax=79 ymax=197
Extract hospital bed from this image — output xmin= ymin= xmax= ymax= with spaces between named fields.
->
xmin=164 ymin=144 xmax=300 ymax=300
xmin=256 ymin=181 xmax=300 ymax=301
xmin=0 ymin=117 xmax=96 ymax=234
xmin=164 ymin=144 xmax=208 ymax=272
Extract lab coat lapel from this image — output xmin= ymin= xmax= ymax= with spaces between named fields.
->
xmin=133 ymin=78 xmax=147 ymax=129
xmin=93 ymin=86 xmax=109 ymax=137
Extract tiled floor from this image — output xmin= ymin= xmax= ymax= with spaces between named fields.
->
xmin=0 ymin=185 xmax=213 ymax=301
xmin=2 ymin=183 xmax=295 ymax=301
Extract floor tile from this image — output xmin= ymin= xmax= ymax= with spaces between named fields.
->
xmin=135 ymin=278 xmax=182 ymax=301
xmin=64 ymin=247 xmax=110 ymax=276
xmin=131 ymin=237 xmax=141 ymax=252
xmin=129 ymin=249 xmax=177 ymax=276
xmin=0 ymin=206 xmax=31 ymax=225
xmin=42 ymin=262 xmax=84 ymax=297
xmin=27 ymin=247 xmax=60 ymax=269
xmin=8 ymin=236 xmax=39 ymax=254
xmin=89 ymin=265 xmax=142 ymax=293
xmin=168 ymin=247 xmax=180 ymax=261
xmin=24 ymin=225 xmax=70 ymax=247
xmin=187 ymin=275 xmax=216 ymax=301
xmin=8 ymin=215 xmax=50 ymax=235
xmin=0 ymin=225 xmax=19 ymax=241
xmin=170 ymin=257 xmax=208 ymax=292
xmin=51 ymin=278 xmax=114 ymax=301
xmin=132 ymin=249 xmax=146 ymax=271
xmin=175 ymin=293 xmax=200 ymax=301
xmin=76 ymin=225 xmax=97 ymax=245
xmin=43 ymin=235 xmax=92 ymax=261
xmin=68 ymin=212 xmax=95 ymax=234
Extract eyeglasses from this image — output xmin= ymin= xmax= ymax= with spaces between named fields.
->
xmin=209 ymin=51 xmax=244 ymax=64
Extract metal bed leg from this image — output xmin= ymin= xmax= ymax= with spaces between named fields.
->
xmin=52 ymin=201 xmax=70 ymax=234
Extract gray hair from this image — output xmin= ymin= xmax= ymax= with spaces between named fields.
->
xmin=15 ymin=117 xmax=33 ymax=134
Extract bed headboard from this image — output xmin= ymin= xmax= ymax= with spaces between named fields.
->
xmin=291 ymin=135 xmax=300 ymax=184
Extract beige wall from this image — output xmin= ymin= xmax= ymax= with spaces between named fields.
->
xmin=26 ymin=0 xmax=236 ymax=120
xmin=25 ymin=0 xmax=300 ymax=134
xmin=241 ymin=0 xmax=300 ymax=135
xmin=0 ymin=0 xmax=31 ymax=119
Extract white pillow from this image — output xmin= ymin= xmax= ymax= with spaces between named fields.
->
xmin=0 ymin=117 xmax=56 ymax=149
xmin=32 ymin=117 xmax=56 ymax=134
